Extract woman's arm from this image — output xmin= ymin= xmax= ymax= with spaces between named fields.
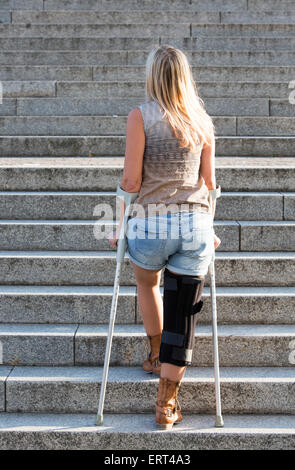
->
xmin=199 ymin=133 xmax=217 ymax=218
xmin=109 ymin=107 xmax=145 ymax=248
xmin=199 ymin=133 xmax=221 ymax=249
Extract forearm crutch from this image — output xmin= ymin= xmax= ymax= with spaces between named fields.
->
xmin=208 ymin=185 xmax=224 ymax=427
xmin=96 ymin=184 xmax=139 ymax=426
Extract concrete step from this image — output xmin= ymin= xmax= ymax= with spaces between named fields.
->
xmin=2 ymin=50 xmax=295 ymax=66
xmin=2 ymin=23 xmax=295 ymax=38
xmin=271 ymin=99 xmax=295 ymax=117
xmin=0 ymin=251 xmax=293 ymax=286
xmin=0 ymin=157 xmax=294 ymax=192
xmin=0 ymin=136 xmax=294 ymax=157
xmin=221 ymin=11 xmax=295 ymax=24
xmin=4 ymin=366 xmax=295 ymax=414
xmin=16 ymin=97 xmax=276 ymax=117
xmin=0 ymin=0 xmax=43 ymax=9
xmin=10 ymin=11 xmax=221 ymax=25
xmin=0 ymin=220 xmax=294 ymax=252
xmin=0 ymin=12 xmax=10 ymax=24
xmin=0 ymin=323 xmax=294 ymax=366
xmin=0 ymin=115 xmax=237 ymax=136
xmin=0 ymin=285 xmax=293 ymax=326
xmin=1 ymin=37 xmax=295 ymax=51
xmin=192 ymin=23 xmax=295 ymax=37
xmin=0 ymin=285 xmax=137 ymax=324
xmin=53 ymin=81 xmax=292 ymax=99
xmin=2 ymin=65 xmax=294 ymax=82
xmin=0 ymin=190 xmax=292 ymax=220
xmin=43 ymin=0 xmax=249 ymax=12
xmin=3 ymin=80 xmax=292 ymax=101
xmin=43 ymin=0 xmax=295 ymax=11
xmin=3 ymin=116 xmax=295 ymax=137
xmin=75 ymin=324 xmax=295 ymax=367
xmin=10 ymin=10 xmax=295 ymax=25
xmin=42 ymin=0 xmax=295 ymax=12
xmin=93 ymin=65 xmax=295 ymax=83
xmin=0 ymin=412 xmax=294 ymax=450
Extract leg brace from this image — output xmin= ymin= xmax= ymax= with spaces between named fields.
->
xmin=159 ymin=267 xmax=205 ymax=367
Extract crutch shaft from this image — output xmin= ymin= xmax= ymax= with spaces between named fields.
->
xmin=209 ymin=257 xmax=224 ymax=428
xmin=96 ymin=261 xmax=122 ymax=425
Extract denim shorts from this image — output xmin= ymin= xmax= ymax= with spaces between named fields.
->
xmin=126 ymin=211 xmax=214 ymax=276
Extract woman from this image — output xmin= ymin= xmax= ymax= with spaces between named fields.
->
xmin=109 ymin=45 xmax=221 ymax=429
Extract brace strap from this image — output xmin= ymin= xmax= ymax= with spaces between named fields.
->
xmin=161 ymin=330 xmax=193 ymax=363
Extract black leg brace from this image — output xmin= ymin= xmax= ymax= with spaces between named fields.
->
xmin=159 ymin=267 xmax=205 ymax=367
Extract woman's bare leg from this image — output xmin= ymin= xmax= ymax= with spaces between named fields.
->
xmin=131 ymin=261 xmax=163 ymax=336
xmin=131 ymin=261 xmax=186 ymax=382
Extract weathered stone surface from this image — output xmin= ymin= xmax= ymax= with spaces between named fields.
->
xmin=192 ymin=23 xmax=295 ymax=37
xmin=17 ymin=97 xmax=270 ymax=117
xmin=0 ymin=252 xmax=293 ymax=287
xmin=44 ymin=0 xmax=248 ymax=11
xmin=0 ymin=115 xmax=235 ymax=136
xmin=0 ymin=286 xmax=136 ymax=324
xmin=6 ymin=366 xmax=295 ymax=414
xmin=75 ymin=324 xmax=295 ymax=367
xmin=270 ymin=99 xmax=295 ymax=117
xmin=284 ymin=194 xmax=295 ymax=220
xmin=0 ymin=65 xmax=92 ymax=81
xmin=0 ymin=136 xmax=294 ymax=157
xmin=0 ymin=324 xmax=76 ymax=366
xmin=221 ymin=11 xmax=295 ymax=24
xmin=0 ymin=158 xmax=294 ymax=191
xmin=2 ymin=81 xmax=55 ymax=98
xmin=137 ymin=287 xmax=295 ymax=325
xmin=240 ymin=221 xmax=295 ymax=251
xmin=11 ymin=10 xmax=220 ymax=24
xmin=0 ymin=413 xmax=294 ymax=450
xmin=0 ymin=23 xmax=190 ymax=38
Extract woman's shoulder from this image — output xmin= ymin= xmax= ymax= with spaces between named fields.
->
xmin=135 ymin=100 xmax=165 ymax=130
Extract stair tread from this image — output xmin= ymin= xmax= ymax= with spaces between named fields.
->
xmin=0 ymin=323 xmax=294 ymax=335
xmin=0 ymin=412 xmax=294 ymax=434
xmin=5 ymin=365 xmax=295 ymax=382
xmin=0 ymin=285 xmax=293 ymax=295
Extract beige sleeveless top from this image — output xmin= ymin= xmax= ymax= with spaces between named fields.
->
xmin=129 ymin=100 xmax=211 ymax=219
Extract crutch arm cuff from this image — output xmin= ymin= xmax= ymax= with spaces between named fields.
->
xmin=209 ymin=184 xmax=221 ymax=201
xmin=116 ymin=184 xmax=139 ymax=203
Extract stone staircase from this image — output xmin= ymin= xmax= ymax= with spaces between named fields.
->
xmin=0 ymin=0 xmax=294 ymax=450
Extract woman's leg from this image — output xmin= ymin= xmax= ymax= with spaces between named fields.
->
xmin=130 ymin=260 xmax=163 ymax=336
xmin=130 ymin=261 xmax=186 ymax=382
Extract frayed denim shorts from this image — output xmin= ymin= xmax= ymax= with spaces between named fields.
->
xmin=126 ymin=211 xmax=214 ymax=276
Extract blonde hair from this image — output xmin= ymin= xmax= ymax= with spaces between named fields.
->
xmin=145 ymin=45 xmax=215 ymax=152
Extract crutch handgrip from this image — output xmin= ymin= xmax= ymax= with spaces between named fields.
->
xmin=116 ymin=184 xmax=139 ymax=263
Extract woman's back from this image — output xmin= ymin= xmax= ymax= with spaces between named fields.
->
xmin=129 ymin=100 xmax=210 ymax=219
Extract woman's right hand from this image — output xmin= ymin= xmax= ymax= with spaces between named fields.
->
xmin=214 ymin=233 xmax=221 ymax=250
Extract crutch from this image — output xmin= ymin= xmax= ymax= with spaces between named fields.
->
xmin=96 ymin=184 xmax=139 ymax=426
xmin=208 ymin=185 xmax=224 ymax=427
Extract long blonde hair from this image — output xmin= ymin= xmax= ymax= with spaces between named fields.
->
xmin=145 ymin=45 xmax=215 ymax=152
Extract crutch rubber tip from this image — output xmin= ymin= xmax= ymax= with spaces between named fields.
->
xmin=96 ymin=414 xmax=103 ymax=426
xmin=215 ymin=415 xmax=224 ymax=428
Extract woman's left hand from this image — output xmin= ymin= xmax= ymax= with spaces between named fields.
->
xmin=108 ymin=230 xmax=119 ymax=249
xmin=213 ymin=233 xmax=221 ymax=250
